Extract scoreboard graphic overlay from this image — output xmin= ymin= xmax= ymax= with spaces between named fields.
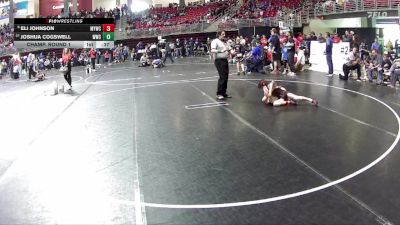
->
xmin=14 ymin=18 xmax=115 ymax=49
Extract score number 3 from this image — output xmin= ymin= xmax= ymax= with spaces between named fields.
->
xmin=103 ymin=24 xmax=115 ymax=32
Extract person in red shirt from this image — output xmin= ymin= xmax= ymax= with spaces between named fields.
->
xmin=260 ymin=34 xmax=268 ymax=47
xmin=104 ymin=50 xmax=109 ymax=65
xmin=333 ymin=33 xmax=341 ymax=43
xmin=296 ymin=32 xmax=304 ymax=43
xmin=12 ymin=55 xmax=21 ymax=79
xmin=89 ymin=48 xmax=96 ymax=71
xmin=62 ymin=48 xmax=73 ymax=89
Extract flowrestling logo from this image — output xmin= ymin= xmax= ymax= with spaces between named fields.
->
xmin=52 ymin=2 xmax=80 ymax=10
xmin=40 ymin=0 xmax=91 ymax=17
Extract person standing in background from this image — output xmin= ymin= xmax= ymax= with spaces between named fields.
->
xmin=96 ymin=48 xmax=101 ymax=65
xmin=269 ymin=28 xmax=281 ymax=74
xmin=211 ymin=30 xmax=231 ymax=100
xmin=371 ymin=38 xmax=381 ymax=53
xmin=62 ymin=48 xmax=73 ymax=89
xmin=176 ymin=39 xmax=183 ymax=58
xmin=163 ymin=40 xmax=174 ymax=64
xmin=104 ymin=50 xmax=110 ymax=65
xmin=325 ymin=32 xmax=334 ymax=77
xmin=89 ymin=48 xmax=96 ymax=71
xmin=233 ymin=38 xmax=246 ymax=75
xmin=286 ymin=31 xmax=296 ymax=76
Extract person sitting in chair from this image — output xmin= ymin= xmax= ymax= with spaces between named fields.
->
xmin=388 ymin=59 xmax=400 ymax=88
xmin=339 ymin=47 xmax=362 ymax=81
xmin=367 ymin=49 xmax=384 ymax=84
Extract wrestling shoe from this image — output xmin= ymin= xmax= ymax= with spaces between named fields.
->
xmin=223 ymin=94 xmax=232 ymax=98
xmin=216 ymin=95 xmax=225 ymax=100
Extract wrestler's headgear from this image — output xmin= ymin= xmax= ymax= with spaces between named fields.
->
xmin=258 ymin=79 xmax=267 ymax=88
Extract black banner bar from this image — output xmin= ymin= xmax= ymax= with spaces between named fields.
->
xmin=14 ymin=18 xmax=114 ymax=24
xmin=14 ymin=32 xmax=103 ymax=41
xmin=14 ymin=24 xmax=105 ymax=32
xmin=14 ymin=41 xmax=115 ymax=49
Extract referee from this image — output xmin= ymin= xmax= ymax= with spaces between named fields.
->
xmin=211 ymin=31 xmax=231 ymax=100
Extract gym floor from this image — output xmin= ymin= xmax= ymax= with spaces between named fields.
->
xmin=0 ymin=57 xmax=399 ymax=225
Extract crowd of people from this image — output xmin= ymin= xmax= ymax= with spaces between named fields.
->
xmin=0 ymin=23 xmax=14 ymax=55
xmin=125 ymin=0 xmax=234 ymax=33
xmin=203 ymin=28 xmax=399 ymax=89
xmin=42 ymin=6 xmax=123 ymax=20
xmin=2 ymin=24 xmax=399 ymax=88
xmin=0 ymin=0 xmax=398 ymax=89
xmin=0 ymin=0 xmax=331 ymax=57
xmin=207 ymin=29 xmax=306 ymax=76
xmin=317 ymin=30 xmax=400 ymax=88
xmin=231 ymin=0 xmax=301 ymax=19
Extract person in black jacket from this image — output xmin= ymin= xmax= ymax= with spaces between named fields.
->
xmin=163 ymin=40 xmax=174 ymax=64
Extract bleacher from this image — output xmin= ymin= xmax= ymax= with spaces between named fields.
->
xmin=126 ymin=0 xmax=233 ymax=31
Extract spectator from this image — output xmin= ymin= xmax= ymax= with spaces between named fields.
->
xmin=340 ymin=47 xmax=361 ymax=81
xmin=388 ymin=59 xmax=400 ymax=88
xmin=163 ymin=40 xmax=174 ymax=64
xmin=89 ymin=48 xmax=96 ymax=71
xmin=139 ymin=53 xmax=150 ymax=67
xmin=175 ymin=39 xmax=183 ymax=58
xmin=367 ymin=49 xmax=383 ymax=84
xmin=317 ymin=33 xmax=325 ymax=43
xmin=371 ymin=38 xmax=381 ymax=53
xmin=295 ymin=46 xmax=306 ymax=72
xmin=286 ymin=31 xmax=296 ymax=76
xmin=333 ymin=33 xmax=341 ymax=43
xmin=269 ymin=28 xmax=281 ymax=74
xmin=104 ymin=50 xmax=110 ymax=64
xmin=386 ymin=40 xmax=393 ymax=52
xmin=343 ymin=30 xmax=353 ymax=43
xmin=360 ymin=39 xmax=369 ymax=60
xmin=310 ymin=32 xmax=318 ymax=41
xmin=352 ymin=34 xmax=360 ymax=49
xmin=260 ymin=35 xmax=268 ymax=47
xmin=325 ymin=32 xmax=334 ymax=76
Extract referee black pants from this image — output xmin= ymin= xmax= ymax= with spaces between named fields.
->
xmin=215 ymin=58 xmax=229 ymax=95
